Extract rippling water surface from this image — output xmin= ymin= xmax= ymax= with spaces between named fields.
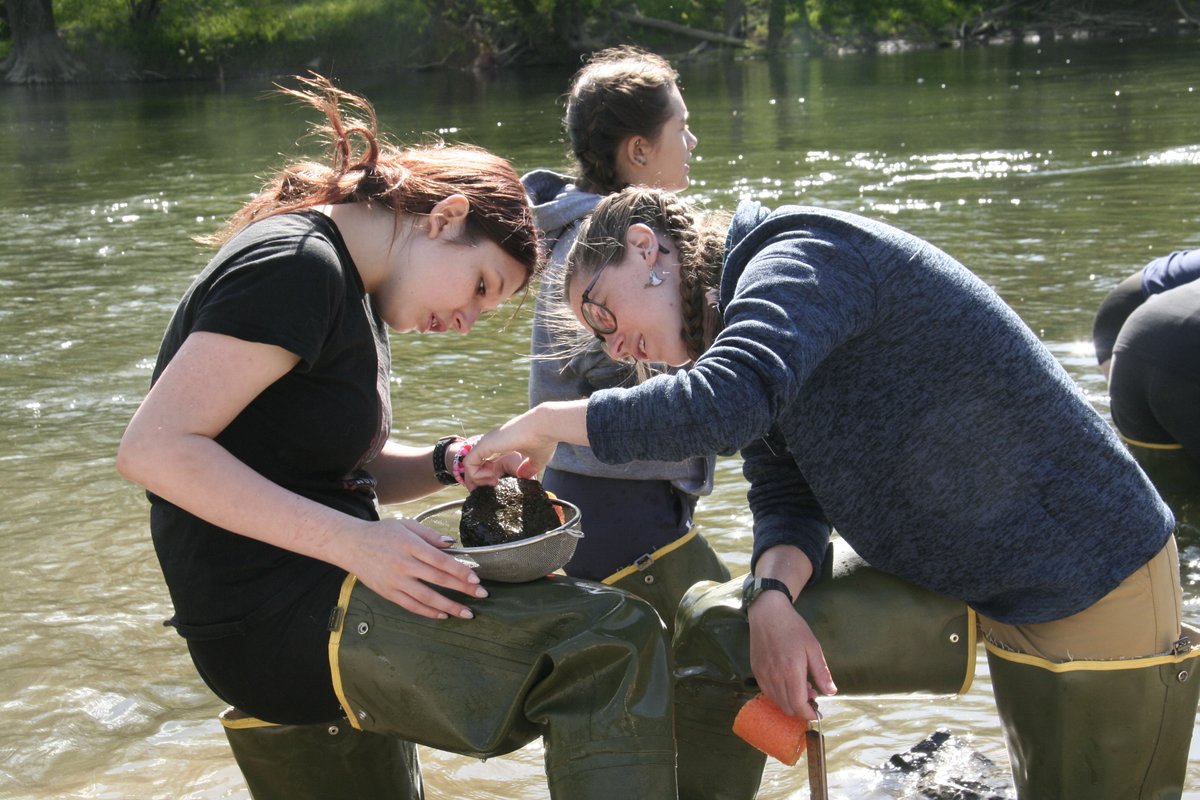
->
xmin=1 ymin=34 xmax=1198 ymax=799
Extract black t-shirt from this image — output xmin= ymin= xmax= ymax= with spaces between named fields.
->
xmin=148 ymin=211 xmax=391 ymax=638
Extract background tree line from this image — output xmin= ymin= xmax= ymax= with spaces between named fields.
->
xmin=1 ymin=0 xmax=1196 ymax=84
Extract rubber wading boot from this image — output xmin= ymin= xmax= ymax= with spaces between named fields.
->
xmin=604 ymin=529 xmax=731 ymax=637
xmin=985 ymin=626 xmax=1200 ymax=800
xmin=673 ymin=538 xmax=975 ymax=800
xmin=219 ymin=707 xmax=423 ymax=800
xmin=328 ymin=574 xmax=678 ymax=800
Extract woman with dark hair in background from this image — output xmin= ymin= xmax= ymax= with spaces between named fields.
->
xmin=523 ymin=47 xmax=728 ymax=631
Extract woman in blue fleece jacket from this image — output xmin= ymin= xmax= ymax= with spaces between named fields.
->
xmin=469 ymin=187 xmax=1199 ymax=800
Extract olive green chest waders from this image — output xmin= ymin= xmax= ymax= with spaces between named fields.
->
xmin=672 ymin=539 xmax=976 ymax=800
xmin=986 ymin=631 xmax=1200 ymax=800
xmin=220 ymin=707 xmax=424 ymax=800
xmin=328 ymin=573 xmax=678 ymax=799
xmin=602 ymin=528 xmax=731 ymax=637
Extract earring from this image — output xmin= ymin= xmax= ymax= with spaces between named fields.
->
xmin=644 ymin=269 xmax=664 ymax=288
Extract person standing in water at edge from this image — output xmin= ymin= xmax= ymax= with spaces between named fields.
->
xmin=1093 ymin=249 xmax=1200 ymax=532
xmin=523 ymin=46 xmax=729 ymax=630
xmin=467 ymin=187 xmax=1200 ymax=800
xmin=116 ymin=77 xmax=677 ymax=800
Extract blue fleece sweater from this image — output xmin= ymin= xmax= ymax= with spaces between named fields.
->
xmin=587 ymin=200 xmax=1173 ymax=624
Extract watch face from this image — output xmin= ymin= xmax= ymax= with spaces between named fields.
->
xmin=741 ymin=574 xmax=758 ymax=609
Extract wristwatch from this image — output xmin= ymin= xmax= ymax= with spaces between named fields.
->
xmin=432 ymin=435 xmax=464 ymax=486
xmin=741 ymin=573 xmax=794 ymax=612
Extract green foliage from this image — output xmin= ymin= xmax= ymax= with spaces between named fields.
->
xmin=638 ymin=0 xmax=731 ymax=28
xmin=806 ymin=0 xmax=983 ymax=43
xmin=53 ymin=0 xmax=443 ymax=78
xmin=38 ymin=0 xmax=1189 ymax=80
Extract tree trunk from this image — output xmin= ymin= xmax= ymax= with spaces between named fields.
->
xmin=128 ymin=0 xmax=160 ymax=25
xmin=552 ymin=0 xmax=586 ymax=50
xmin=612 ymin=9 xmax=749 ymax=46
xmin=723 ymin=0 xmax=746 ymax=38
xmin=767 ymin=0 xmax=787 ymax=49
xmin=2 ymin=0 xmax=79 ymax=83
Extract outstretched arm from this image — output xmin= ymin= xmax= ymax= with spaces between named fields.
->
xmin=464 ymin=400 xmax=591 ymax=484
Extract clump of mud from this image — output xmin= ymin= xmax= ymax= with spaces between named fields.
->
xmin=459 ymin=477 xmax=562 ymax=547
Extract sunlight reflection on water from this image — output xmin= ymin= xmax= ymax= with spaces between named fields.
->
xmin=2 ymin=34 xmax=1199 ymax=800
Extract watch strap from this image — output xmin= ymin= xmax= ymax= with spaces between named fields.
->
xmin=432 ymin=436 xmax=464 ymax=486
xmin=743 ymin=575 xmax=794 ymax=611
xmin=755 ymin=577 xmax=794 ymax=604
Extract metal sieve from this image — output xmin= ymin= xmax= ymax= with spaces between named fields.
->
xmin=414 ymin=497 xmax=583 ymax=583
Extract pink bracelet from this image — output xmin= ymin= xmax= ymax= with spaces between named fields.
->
xmin=451 ymin=435 xmax=482 ymax=485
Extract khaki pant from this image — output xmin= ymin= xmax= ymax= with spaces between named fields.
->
xmin=979 ymin=536 xmax=1183 ymax=660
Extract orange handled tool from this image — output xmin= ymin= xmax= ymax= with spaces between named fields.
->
xmin=733 ymin=693 xmax=828 ymax=800
xmin=732 ymin=692 xmax=807 ymax=765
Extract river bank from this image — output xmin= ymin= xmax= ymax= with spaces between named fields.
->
xmin=3 ymin=2 xmax=1197 ymax=85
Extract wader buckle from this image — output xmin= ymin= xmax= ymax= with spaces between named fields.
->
xmin=634 ymin=553 xmax=655 ymax=572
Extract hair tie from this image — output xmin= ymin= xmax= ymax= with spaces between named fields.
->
xmin=452 ymin=435 xmax=483 ymax=485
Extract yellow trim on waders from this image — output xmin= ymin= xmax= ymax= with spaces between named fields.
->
xmin=218 ymin=707 xmax=278 ymax=730
xmin=983 ymin=637 xmax=1200 ymax=673
xmin=601 ymin=527 xmax=700 ymax=585
xmin=958 ymin=606 xmax=979 ymax=695
xmin=328 ymin=573 xmax=362 ymax=730
xmin=1118 ymin=433 xmax=1184 ymax=451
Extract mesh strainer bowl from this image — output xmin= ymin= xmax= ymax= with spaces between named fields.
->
xmin=414 ymin=497 xmax=583 ymax=583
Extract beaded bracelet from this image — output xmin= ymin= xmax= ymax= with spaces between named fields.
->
xmin=432 ymin=435 xmax=465 ymax=486
xmin=451 ymin=435 xmax=482 ymax=485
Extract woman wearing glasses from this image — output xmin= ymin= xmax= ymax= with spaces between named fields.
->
xmin=523 ymin=46 xmax=728 ymax=631
xmin=468 ymin=187 xmax=1197 ymax=800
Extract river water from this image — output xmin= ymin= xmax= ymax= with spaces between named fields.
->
xmin=1 ymin=34 xmax=1198 ymax=799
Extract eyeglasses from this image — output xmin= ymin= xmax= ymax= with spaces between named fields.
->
xmin=578 ymin=243 xmax=670 ymax=339
xmin=580 ymin=263 xmax=617 ymax=338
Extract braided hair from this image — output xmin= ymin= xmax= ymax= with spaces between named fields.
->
xmin=566 ymin=187 xmax=728 ymax=363
xmin=564 ymin=47 xmax=681 ymax=195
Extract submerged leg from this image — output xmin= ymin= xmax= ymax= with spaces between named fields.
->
xmin=220 ymin=707 xmax=423 ymax=800
xmin=980 ymin=536 xmax=1193 ymax=799
xmin=986 ymin=633 xmax=1200 ymax=800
